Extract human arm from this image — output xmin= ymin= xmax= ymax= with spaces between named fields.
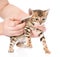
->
xmin=0 ymin=22 xmax=3 ymax=35
xmin=0 ymin=0 xmax=28 ymax=36
xmin=0 ymin=0 xmax=9 ymax=11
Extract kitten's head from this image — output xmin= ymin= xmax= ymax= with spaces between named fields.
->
xmin=29 ymin=9 xmax=49 ymax=24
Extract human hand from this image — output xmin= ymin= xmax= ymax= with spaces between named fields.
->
xmin=2 ymin=17 xmax=25 ymax=36
xmin=30 ymin=25 xmax=46 ymax=37
xmin=34 ymin=25 xmax=46 ymax=32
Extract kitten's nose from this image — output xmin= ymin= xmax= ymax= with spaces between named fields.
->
xmin=39 ymin=21 xmax=42 ymax=24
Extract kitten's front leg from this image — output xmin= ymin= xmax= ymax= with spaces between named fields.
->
xmin=8 ymin=37 xmax=17 ymax=53
xmin=39 ymin=33 xmax=51 ymax=54
xmin=40 ymin=36 xmax=51 ymax=54
xmin=26 ymin=36 xmax=32 ymax=48
xmin=25 ymin=26 xmax=32 ymax=48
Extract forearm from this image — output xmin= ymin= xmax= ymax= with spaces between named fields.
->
xmin=0 ymin=4 xmax=28 ymax=19
xmin=0 ymin=0 xmax=9 ymax=11
xmin=0 ymin=22 xmax=3 ymax=35
xmin=0 ymin=0 xmax=8 ymax=35
xmin=0 ymin=4 xmax=21 ymax=19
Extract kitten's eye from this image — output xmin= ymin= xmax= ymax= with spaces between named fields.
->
xmin=42 ymin=18 xmax=45 ymax=20
xmin=36 ymin=18 xmax=38 ymax=20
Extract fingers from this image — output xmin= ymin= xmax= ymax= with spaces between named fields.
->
xmin=9 ymin=22 xmax=25 ymax=31
xmin=5 ymin=17 xmax=21 ymax=27
xmin=13 ymin=32 xmax=23 ymax=36
xmin=34 ymin=25 xmax=46 ymax=32
xmin=8 ymin=21 xmax=21 ymax=27
xmin=38 ymin=26 xmax=46 ymax=32
xmin=4 ymin=17 xmax=26 ymax=36
xmin=9 ymin=17 xmax=21 ymax=21
xmin=9 ymin=29 xmax=24 ymax=36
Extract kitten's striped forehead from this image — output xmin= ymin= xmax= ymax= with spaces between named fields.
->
xmin=33 ymin=10 xmax=43 ymax=17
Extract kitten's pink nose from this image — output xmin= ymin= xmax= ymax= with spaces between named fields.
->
xmin=39 ymin=19 xmax=42 ymax=24
xmin=40 ymin=21 xmax=42 ymax=24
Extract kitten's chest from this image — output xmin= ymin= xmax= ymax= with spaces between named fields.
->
xmin=25 ymin=21 xmax=33 ymax=27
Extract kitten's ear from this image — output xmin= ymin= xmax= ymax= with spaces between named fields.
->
xmin=29 ymin=8 xmax=33 ymax=15
xmin=44 ymin=9 xmax=49 ymax=16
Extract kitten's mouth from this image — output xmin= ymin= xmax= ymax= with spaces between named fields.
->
xmin=39 ymin=21 xmax=42 ymax=25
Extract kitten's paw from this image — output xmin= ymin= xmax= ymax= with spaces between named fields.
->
xmin=29 ymin=45 xmax=32 ymax=48
xmin=26 ymin=43 xmax=32 ymax=48
xmin=8 ymin=48 xmax=14 ymax=53
xmin=44 ymin=47 xmax=51 ymax=54
xmin=45 ymin=50 xmax=51 ymax=54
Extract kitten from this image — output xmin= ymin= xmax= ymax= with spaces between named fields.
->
xmin=8 ymin=9 xmax=51 ymax=54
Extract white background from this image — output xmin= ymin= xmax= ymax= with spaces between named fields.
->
xmin=0 ymin=0 xmax=60 ymax=57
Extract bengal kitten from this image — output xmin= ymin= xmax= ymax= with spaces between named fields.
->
xmin=8 ymin=9 xmax=50 ymax=54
